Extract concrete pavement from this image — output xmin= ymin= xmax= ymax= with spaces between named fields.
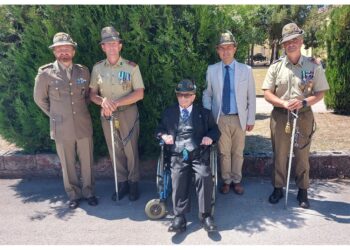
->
xmin=1 ymin=177 xmax=349 ymax=244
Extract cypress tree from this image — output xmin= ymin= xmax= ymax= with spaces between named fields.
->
xmin=0 ymin=5 xmax=246 ymax=158
xmin=324 ymin=6 xmax=350 ymax=114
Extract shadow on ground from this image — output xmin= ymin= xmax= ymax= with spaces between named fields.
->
xmin=9 ymin=177 xmax=350 ymax=244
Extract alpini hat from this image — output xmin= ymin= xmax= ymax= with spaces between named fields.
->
xmin=279 ymin=23 xmax=304 ymax=44
xmin=217 ymin=30 xmax=237 ymax=46
xmin=100 ymin=26 xmax=122 ymax=44
xmin=49 ymin=32 xmax=77 ymax=49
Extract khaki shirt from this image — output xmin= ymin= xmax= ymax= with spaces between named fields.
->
xmin=89 ymin=57 xmax=144 ymax=100
xmin=34 ymin=61 xmax=93 ymax=142
xmin=262 ymin=55 xmax=329 ymax=100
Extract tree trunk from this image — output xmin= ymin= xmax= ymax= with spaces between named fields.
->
xmin=250 ymin=43 xmax=255 ymax=66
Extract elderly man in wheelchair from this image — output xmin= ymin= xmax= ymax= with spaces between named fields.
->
xmin=153 ymin=79 xmax=220 ymax=233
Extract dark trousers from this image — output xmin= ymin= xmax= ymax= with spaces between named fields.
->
xmin=170 ymin=147 xmax=213 ymax=216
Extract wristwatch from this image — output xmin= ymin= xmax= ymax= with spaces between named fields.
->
xmin=302 ymin=99 xmax=308 ymax=108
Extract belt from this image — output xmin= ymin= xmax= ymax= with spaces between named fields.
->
xmin=273 ymin=106 xmax=311 ymax=114
xmin=221 ymin=113 xmax=238 ymax=116
xmin=116 ymin=103 xmax=135 ymax=112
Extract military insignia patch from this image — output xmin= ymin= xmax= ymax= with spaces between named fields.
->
xmin=76 ymin=78 xmax=87 ymax=85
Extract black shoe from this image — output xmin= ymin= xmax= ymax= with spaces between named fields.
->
xmin=87 ymin=196 xmax=98 ymax=206
xmin=297 ymin=188 xmax=310 ymax=209
xmin=69 ymin=199 xmax=79 ymax=209
xmin=111 ymin=181 xmax=129 ymax=201
xmin=269 ymin=188 xmax=284 ymax=204
xmin=128 ymin=181 xmax=139 ymax=201
xmin=168 ymin=215 xmax=186 ymax=233
xmin=201 ymin=215 xmax=217 ymax=232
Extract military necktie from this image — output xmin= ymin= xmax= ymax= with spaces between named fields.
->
xmin=222 ymin=65 xmax=231 ymax=114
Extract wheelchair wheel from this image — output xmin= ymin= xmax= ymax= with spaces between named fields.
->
xmin=145 ymin=199 xmax=167 ymax=220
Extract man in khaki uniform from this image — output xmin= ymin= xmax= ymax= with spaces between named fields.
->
xmin=262 ymin=23 xmax=329 ymax=208
xmin=34 ymin=32 xmax=98 ymax=209
xmin=90 ymin=26 xmax=145 ymax=201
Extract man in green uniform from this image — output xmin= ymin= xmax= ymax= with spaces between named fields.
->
xmin=90 ymin=26 xmax=145 ymax=201
xmin=34 ymin=32 xmax=98 ymax=209
xmin=262 ymin=23 xmax=329 ymax=208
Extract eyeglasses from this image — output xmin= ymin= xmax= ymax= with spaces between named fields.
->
xmin=176 ymin=93 xmax=194 ymax=99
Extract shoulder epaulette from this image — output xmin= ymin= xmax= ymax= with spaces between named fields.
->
xmin=126 ymin=60 xmax=137 ymax=67
xmin=307 ymin=57 xmax=320 ymax=65
xmin=272 ymin=57 xmax=283 ymax=65
xmin=94 ymin=60 xmax=104 ymax=66
xmin=76 ymin=64 xmax=89 ymax=70
xmin=39 ymin=63 xmax=53 ymax=71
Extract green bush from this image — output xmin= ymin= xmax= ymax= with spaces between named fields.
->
xmin=0 ymin=5 xmax=247 ymax=158
xmin=325 ymin=6 xmax=350 ymax=114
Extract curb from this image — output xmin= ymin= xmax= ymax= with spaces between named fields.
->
xmin=1 ymin=151 xmax=349 ymax=180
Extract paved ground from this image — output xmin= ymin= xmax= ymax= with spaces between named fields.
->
xmin=1 ymin=177 xmax=349 ymax=245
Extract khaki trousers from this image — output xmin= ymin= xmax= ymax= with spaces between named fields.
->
xmin=101 ymin=105 xmax=140 ymax=182
xmin=55 ymin=137 xmax=94 ymax=201
xmin=270 ymin=109 xmax=314 ymax=189
xmin=218 ymin=115 xmax=246 ymax=184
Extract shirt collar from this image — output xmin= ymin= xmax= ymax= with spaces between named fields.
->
xmin=105 ymin=56 xmax=123 ymax=67
xmin=179 ymin=104 xmax=193 ymax=114
xmin=222 ymin=59 xmax=235 ymax=70
xmin=285 ymin=55 xmax=303 ymax=67
xmin=56 ymin=60 xmax=73 ymax=71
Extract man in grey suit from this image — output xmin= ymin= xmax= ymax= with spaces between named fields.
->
xmin=203 ymin=30 xmax=256 ymax=195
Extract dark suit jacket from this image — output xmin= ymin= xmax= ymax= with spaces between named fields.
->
xmin=156 ymin=103 xmax=220 ymax=153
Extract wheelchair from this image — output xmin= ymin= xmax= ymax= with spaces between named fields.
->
xmin=144 ymin=141 xmax=218 ymax=220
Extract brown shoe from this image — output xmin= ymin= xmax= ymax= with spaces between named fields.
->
xmin=220 ymin=183 xmax=231 ymax=194
xmin=233 ymin=183 xmax=244 ymax=195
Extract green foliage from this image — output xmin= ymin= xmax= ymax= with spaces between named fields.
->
xmin=325 ymin=6 xmax=350 ymax=114
xmin=0 ymin=5 xmax=248 ymax=158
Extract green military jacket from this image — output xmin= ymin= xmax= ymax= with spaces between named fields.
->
xmin=34 ymin=60 xmax=93 ymax=142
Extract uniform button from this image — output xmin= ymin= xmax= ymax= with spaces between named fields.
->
xmin=73 ymin=111 xmax=76 ymax=115
xmin=70 ymin=92 xmax=74 ymax=95
xmin=69 ymin=82 xmax=72 ymax=86
xmin=72 ymin=102 xmax=74 ymax=105
xmin=55 ymin=87 xmax=58 ymax=90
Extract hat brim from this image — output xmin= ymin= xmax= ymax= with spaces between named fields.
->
xmin=217 ymin=41 xmax=236 ymax=46
xmin=49 ymin=42 xmax=77 ymax=49
xmin=175 ymin=90 xmax=196 ymax=94
xmin=100 ymin=37 xmax=122 ymax=44
xmin=279 ymin=32 xmax=304 ymax=44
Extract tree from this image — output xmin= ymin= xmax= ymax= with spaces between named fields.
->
xmin=0 ymin=5 xmax=244 ymax=158
xmin=324 ymin=6 xmax=350 ymax=114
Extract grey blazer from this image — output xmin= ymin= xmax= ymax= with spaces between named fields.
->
xmin=202 ymin=60 xmax=256 ymax=130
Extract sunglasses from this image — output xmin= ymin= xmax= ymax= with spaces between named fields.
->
xmin=176 ymin=93 xmax=194 ymax=99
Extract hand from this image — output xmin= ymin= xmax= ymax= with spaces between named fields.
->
xmin=286 ymin=99 xmax=303 ymax=111
xmin=102 ymin=107 xmax=113 ymax=117
xmin=246 ymin=124 xmax=254 ymax=132
xmin=111 ymin=100 xmax=120 ymax=111
xmin=101 ymin=97 xmax=115 ymax=110
xmin=161 ymin=134 xmax=174 ymax=145
xmin=200 ymin=136 xmax=213 ymax=146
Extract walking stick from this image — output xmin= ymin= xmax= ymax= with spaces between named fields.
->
xmin=285 ymin=109 xmax=299 ymax=209
xmin=109 ymin=115 xmax=119 ymax=201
